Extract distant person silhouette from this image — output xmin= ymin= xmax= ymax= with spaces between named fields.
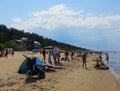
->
xmin=105 ymin=53 xmax=109 ymax=64
xmin=42 ymin=48 xmax=46 ymax=63
xmin=82 ymin=53 xmax=87 ymax=69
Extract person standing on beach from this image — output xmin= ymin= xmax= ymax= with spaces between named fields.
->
xmin=71 ymin=51 xmax=74 ymax=61
xmin=42 ymin=48 xmax=46 ymax=63
xmin=99 ymin=52 xmax=102 ymax=61
xmin=65 ymin=50 xmax=69 ymax=61
xmin=105 ymin=53 xmax=109 ymax=64
xmin=82 ymin=53 xmax=87 ymax=69
xmin=5 ymin=49 xmax=8 ymax=58
xmin=52 ymin=46 xmax=59 ymax=64
xmin=57 ymin=50 xmax=61 ymax=64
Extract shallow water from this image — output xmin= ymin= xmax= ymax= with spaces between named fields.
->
xmin=108 ymin=52 xmax=120 ymax=80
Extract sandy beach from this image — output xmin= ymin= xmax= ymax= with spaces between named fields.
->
xmin=0 ymin=52 xmax=119 ymax=91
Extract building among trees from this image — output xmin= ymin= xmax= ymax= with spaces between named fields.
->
xmin=15 ymin=37 xmax=41 ymax=50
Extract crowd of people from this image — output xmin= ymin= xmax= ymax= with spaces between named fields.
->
xmin=96 ymin=52 xmax=109 ymax=69
xmin=0 ymin=46 xmax=109 ymax=70
xmin=40 ymin=46 xmax=110 ymax=70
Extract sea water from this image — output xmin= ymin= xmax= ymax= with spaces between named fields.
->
xmin=108 ymin=52 xmax=120 ymax=80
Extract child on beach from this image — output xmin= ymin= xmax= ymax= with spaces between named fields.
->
xmin=12 ymin=49 xmax=14 ymax=56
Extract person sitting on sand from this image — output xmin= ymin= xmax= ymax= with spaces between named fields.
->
xmin=1 ymin=50 xmax=5 ymax=57
xmin=95 ymin=57 xmax=100 ymax=68
xmin=44 ymin=63 xmax=63 ymax=72
xmin=0 ymin=50 xmax=3 ymax=57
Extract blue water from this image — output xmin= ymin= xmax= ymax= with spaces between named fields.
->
xmin=108 ymin=52 xmax=120 ymax=79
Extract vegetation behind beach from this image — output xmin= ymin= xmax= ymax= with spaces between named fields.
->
xmin=0 ymin=24 xmax=88 ymax=51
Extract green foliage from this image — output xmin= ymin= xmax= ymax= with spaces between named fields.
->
xmin=5 ymin=40 xmax=17 ymax=48
xmin=15 ymin=45 xmax=25 ymax=51
xmin=5 ymin=40 xmax=25 ymax=51
xmin=0 ymin=43 xmax=4 ymax=51
xmin=0 ymin=24 xmax=88 ymax=51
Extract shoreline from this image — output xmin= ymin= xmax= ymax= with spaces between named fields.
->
xmin=108 ymin=52 xmax=120 ymax=82
xmin=108 ymin=71 xmax=120 ymax=90
xmin=110 ymin=68 xmax=120 ymax=80
xmin=109 ymin=68 xmax=120 ymax=86
xmin=0 ymin=51 xmax=119 ymax=91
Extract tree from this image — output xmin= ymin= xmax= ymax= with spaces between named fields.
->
xmin=0 ymin=24 xmax=88 ymax=51
xmin=4 ymin=40 xmax=25 ymax=51
xmin=0 ymin=24 xmax=9 ymax=43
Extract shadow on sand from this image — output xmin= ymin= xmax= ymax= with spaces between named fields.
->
xmin=85 ymin=68 xmax=92 ymax=71
xmin=25 ymin=77 xmax=41 ymax=83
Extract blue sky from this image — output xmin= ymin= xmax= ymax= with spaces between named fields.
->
xmin=0 ymin=0 xmax=120 ymax=51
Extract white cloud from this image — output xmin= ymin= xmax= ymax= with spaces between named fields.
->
xmin=10 ymin=4 xmax=120 ymax=31
xmin=8 ymin=4 xmax=120 ymax=51
xmin=12 ymin=18 xmax=23 ymax=23
xmin=32 ymin=4 xmax=83 ymax=17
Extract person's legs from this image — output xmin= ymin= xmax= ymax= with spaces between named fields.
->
xmin=82 ymin=61 xmax=84 ymax=68
xmin=53 ymin=54 xmax=57 ymax=64
xmin=82 ymin=60 xmax=87 ymax=69
xmin=57 ymin=57 xmax=60 ymax=63
xmin=43 ymin=54 xmax=46 ymax=63
xmin=84 ymin=61 xmax=87 ymax=69
xmin=54 ymin=57 xmax=57 ymax=64
xmin=65 ymin=56 xmax=67 ymax=61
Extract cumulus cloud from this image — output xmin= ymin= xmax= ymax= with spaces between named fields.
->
xmin=32 ymin=4 xmax=83 ymax=17
xmin=8 ymin=4 xmax=120 ymax=51
xmin=9 ymin=4 xmax=120 ymax=31
xmin=12 ymin=18 xmax=23 ymax=23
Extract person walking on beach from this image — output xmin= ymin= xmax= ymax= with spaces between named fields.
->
xmin=82 ymin=53 xmax=87 ymax=69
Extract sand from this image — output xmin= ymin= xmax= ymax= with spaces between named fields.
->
xmin=0 ymin=52 xmax=119 ymax=91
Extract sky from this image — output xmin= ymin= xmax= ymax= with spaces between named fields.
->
xmin=0 ymin=0 xmax=120 ymax=51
